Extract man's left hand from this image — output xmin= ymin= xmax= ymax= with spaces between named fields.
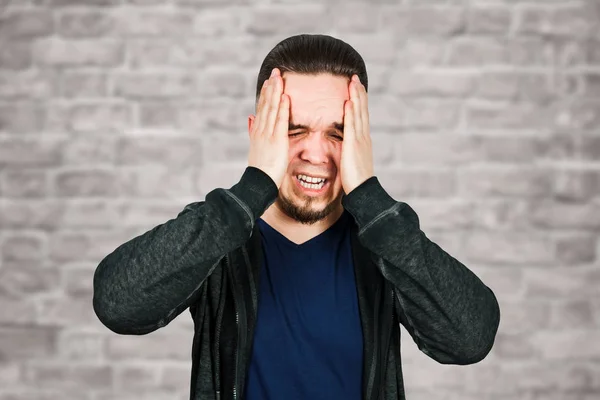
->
xmin=341 ymin=74 xmax=374 ymax=195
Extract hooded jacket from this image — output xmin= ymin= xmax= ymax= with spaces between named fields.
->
xmin=93 ymin=166 xmax=501 ymax=400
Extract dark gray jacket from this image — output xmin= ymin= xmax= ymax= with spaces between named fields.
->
xmin=93 ymin=166 xmax=500 ymax=400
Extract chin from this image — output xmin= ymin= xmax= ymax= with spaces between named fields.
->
xmin=279 ymin=197 xmax=337 ymax=225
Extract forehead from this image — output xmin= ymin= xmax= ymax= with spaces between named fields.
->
xmin=282 ymin=72 xmax=350 ymax=128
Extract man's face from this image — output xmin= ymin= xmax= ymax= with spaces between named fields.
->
xmin=248 ymin=72 xmax=350 ymax=225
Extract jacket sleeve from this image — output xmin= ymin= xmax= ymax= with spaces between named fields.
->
xmin=342 ymin=176 xmax=501 ymax=365
xmin=92 ymin=167 xmax=278 ymax=335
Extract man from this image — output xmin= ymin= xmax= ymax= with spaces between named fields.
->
xmin=93 ymin=34 xmax=501 ymax=400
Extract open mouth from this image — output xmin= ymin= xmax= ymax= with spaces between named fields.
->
xmin=295 ymin=175 xmax=329 ymax=193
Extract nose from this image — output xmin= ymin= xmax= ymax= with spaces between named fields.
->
xmin=298 ymin=132 xmax=332 ymax=165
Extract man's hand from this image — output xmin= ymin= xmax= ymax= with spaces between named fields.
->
xmin=341 ymin=74 xmax=374 ymax=195
xmin=247 ymin=68 xmax=290 ymax=189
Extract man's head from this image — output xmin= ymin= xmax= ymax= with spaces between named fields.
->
xmin=247 ymin=34 xmax=368 ymax=225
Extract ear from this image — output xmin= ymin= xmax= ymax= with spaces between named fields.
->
xmin=248 ymin=114 xmax=255 ymax=136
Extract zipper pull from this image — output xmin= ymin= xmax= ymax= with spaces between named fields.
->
xmin=215 ymin=391 xmax=220 ymax=400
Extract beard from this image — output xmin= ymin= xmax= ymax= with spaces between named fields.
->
xmin=276 ymin=184 xmax=344 ymax=225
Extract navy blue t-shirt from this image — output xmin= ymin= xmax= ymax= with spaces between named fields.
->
xmin=244 ymin=209 xmax=364 ymax=400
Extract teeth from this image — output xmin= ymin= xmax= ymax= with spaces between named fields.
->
xmin=298 ymin=178 xmax=325 ymax=190
xmin=296 ymin=174 xmax=325 ymax=183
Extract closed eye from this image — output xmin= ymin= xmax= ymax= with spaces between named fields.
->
xmin=289 ymin=132 xmax=343 ymax=140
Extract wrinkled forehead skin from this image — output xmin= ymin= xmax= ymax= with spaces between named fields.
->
xmin=281 ymin=72 xmax=351 ymax=132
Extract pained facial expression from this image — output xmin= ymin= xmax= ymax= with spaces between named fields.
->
xmin=248 ymin=72 xmax=350 ymax=225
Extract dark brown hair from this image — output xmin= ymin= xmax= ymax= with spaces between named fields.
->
xmin=255 ymin=34 xmax=368 ymax=108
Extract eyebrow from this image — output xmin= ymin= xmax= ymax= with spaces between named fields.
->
xmin=288 ymin=121 xmax=344 ymax=132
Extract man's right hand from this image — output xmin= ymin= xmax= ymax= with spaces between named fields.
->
xmin=247 ymin=68 xmax=290 ymax=189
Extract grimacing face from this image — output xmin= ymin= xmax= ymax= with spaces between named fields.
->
xmin=248 ymin=72 xmax=351 ymax=225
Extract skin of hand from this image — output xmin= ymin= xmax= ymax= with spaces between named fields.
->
xmin=340 ymin=74 xmax=375 ymax=195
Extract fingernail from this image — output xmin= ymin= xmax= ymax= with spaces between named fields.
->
xmin=271 ymin=68 xmax=277 ymax=77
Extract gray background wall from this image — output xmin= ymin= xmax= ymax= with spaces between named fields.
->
xmin=0 ymin=0 xmax=599 ymax=399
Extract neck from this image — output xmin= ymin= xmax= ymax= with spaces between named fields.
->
xmin=260 ymin=202 xmax=345 ymax=245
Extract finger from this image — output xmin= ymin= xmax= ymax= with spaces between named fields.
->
xmin=264 ymin=72 xmax=282 ymax=138
xmin=259 ymin=78 xmax=269 ymax=107
xmin=344 ymin=99 xmax=354 ymax=138
xmin=275 ymin=93 xmax=290 ymax=137
xmin=252 ymin=79 xmax=270 ymax=136
xmin=357 ymin=79 xmax=369 ymax=139
xmin=256 ymin=71 xmax=278 ymax=137
xmin=351 ymin=79 xmax=362 ymax=138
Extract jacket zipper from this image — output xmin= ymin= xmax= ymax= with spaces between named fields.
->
xmin=214 ymin=255 xmax=228 ymax=400
xmin=228 ymin=246 xmax=254 ymax=400
xmin=366 ymin=280 xmax=381 ymax=400
xmin=378 ymin=287 xmax=395 ymax=399
xmin=229 ymin=252 xmax=241 ymax=400
xmin=234 ymin=309 xmax=239 ymax=400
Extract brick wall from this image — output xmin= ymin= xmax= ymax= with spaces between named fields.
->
xmin=0 ymin=0 xmax=599 ymax=399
